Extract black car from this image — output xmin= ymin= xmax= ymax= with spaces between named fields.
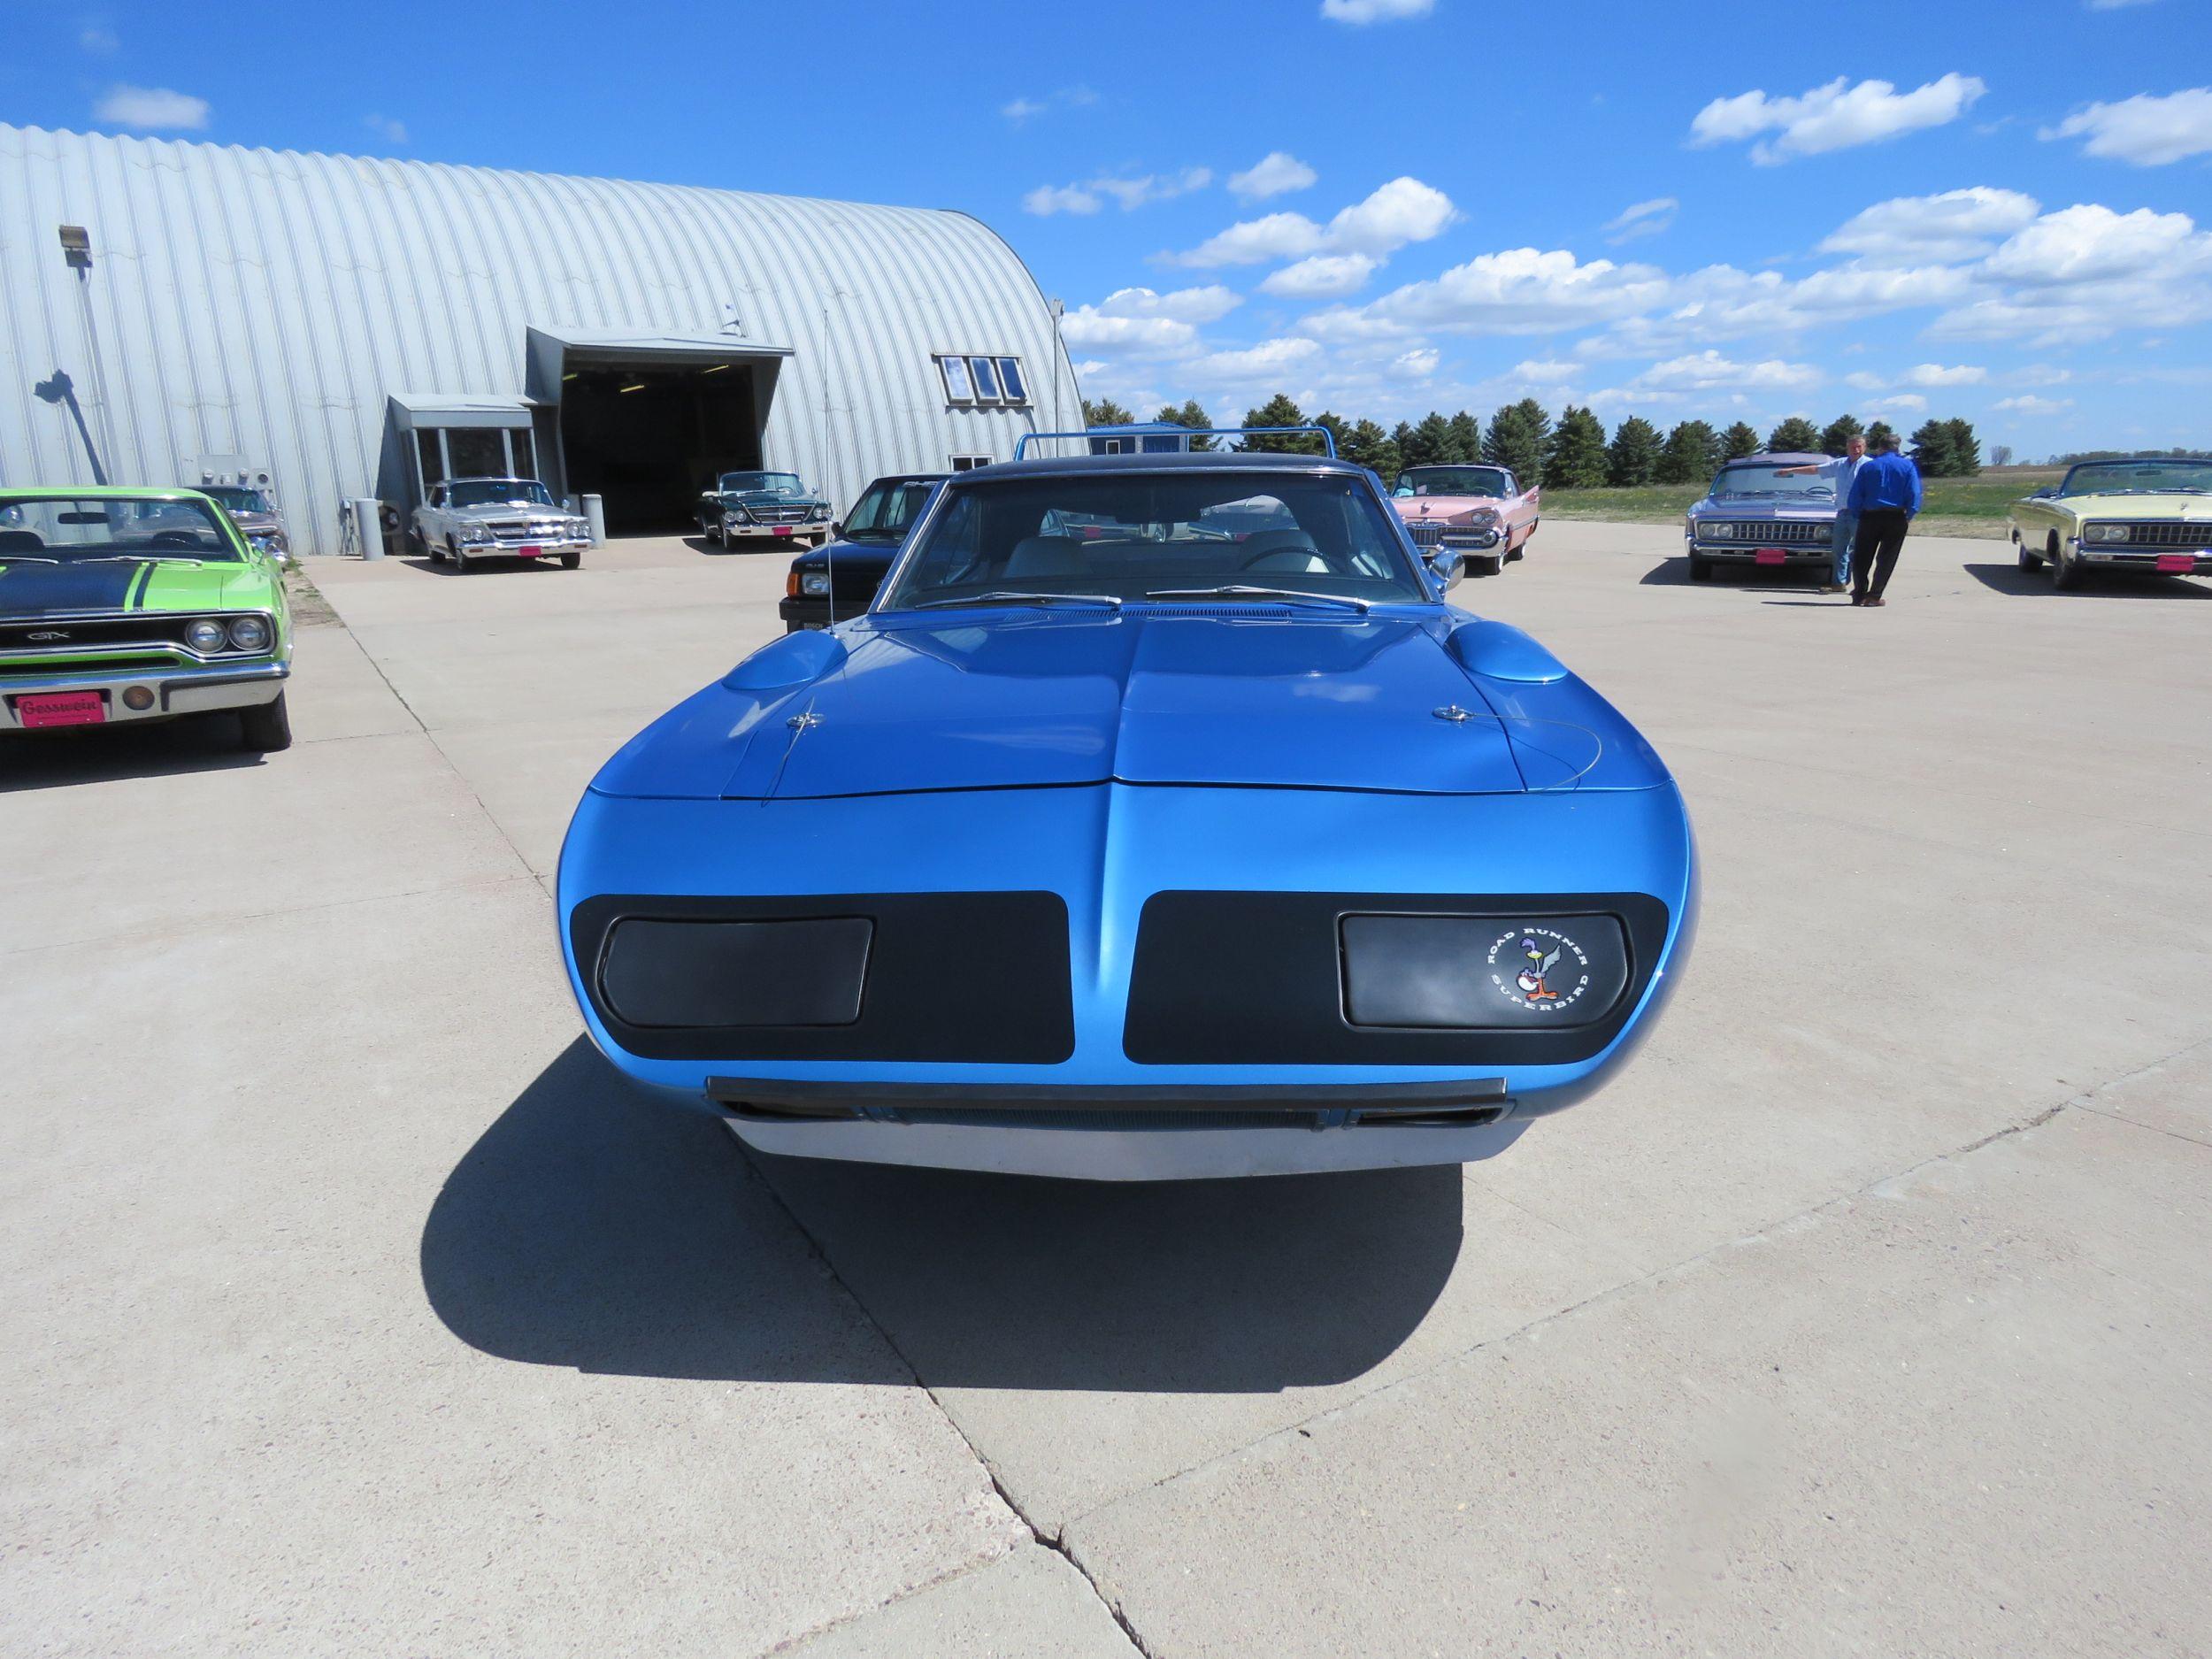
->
xmin=779 ymin=472 xmax=945 ymax=632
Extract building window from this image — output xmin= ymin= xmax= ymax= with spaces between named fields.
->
xmin=949 ymin=454 xmax=994 ymax=472
xmin=416 ymin=430 xmax=445 ymax=494
xmin=937 ymin=354 xmax=1029 ymax=407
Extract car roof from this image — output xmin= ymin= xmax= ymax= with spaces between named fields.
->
xmin=1724 ymin=452 xmax=1830 ymax=467
xmin=957 ymin=450 xmax=1367 ymax=483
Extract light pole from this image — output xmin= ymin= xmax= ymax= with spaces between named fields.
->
xmin=33 ymin=369 xmax=108 ymax=485
xmin=58 ymin=225 xmax=122 ymax=481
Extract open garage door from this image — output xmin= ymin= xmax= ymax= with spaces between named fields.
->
xmin=527 ymin=329 xmax=793 ymax=535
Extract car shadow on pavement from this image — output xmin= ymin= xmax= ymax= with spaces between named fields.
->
xmin=421 ymin=1039 xmax=1464 ymax=1391
xmin=1962 ymin=561 xmax=2212 ymax=599
xmin=1640 ymin=558 xmax=1827 ymax=592
xmin=0 ymin=717 xmax=263 ymax=791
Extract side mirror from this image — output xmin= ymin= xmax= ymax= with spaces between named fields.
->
xmin=1424 ymin=547 xmax=1464 ymax=592
xmin=830 ymin=520 xmax=843 ymax=538
xmin=2032 ymin=488 xmax=2057 ymax=499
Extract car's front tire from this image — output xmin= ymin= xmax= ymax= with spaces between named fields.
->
xmin=449 ymin=536 xmax=471 ymax=573
xmin=1689 ymin=554 xmax=1714 ymax=582
xmin=2016 ymin=533 xmax=2039 ymax=572
xmin=561 ymin=550 xmax=581 ymax=570
xmin=2049 ymin=534 xmax=2083 ymax=591
xmin=239 ymin=690 xmax=292 ymax=752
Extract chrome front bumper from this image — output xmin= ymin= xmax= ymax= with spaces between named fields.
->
xmin=1 ymin=658 xmax=288 ymax=730
xmin=2077 ymin=543 xmax=2212 ymax=572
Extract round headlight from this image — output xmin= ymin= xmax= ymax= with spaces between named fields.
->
xmin=801 ymin=572 xmax=831 ymax=596
xmin=1705 ymin=522 xmax=1734 ymax=539
xmin=462 ymin=524 xmax=494 ymax=543
xmin=809 ymin=505 xmax=829 ymax=521
xmin=185 ymin=618 xmax=227 ymax=652
xmin=2085 ymin=523 xmax=2130 ymax=543
xmin=227 ymin=614 xmax=272 ymax=652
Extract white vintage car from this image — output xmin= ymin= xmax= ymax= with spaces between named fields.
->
xmin=411 ymin=478 xmax=591 ymax=572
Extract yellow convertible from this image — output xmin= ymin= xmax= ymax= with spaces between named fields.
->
xmin=2009 ymin=456 xmax=2212 ymax=591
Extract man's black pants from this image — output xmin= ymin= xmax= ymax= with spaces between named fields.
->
xmin=1852 ymin=509 xmax=1909 ymax=602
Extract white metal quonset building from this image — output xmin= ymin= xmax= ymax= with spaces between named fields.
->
xmin=0 ymin=124 xmax=1080 ymax=555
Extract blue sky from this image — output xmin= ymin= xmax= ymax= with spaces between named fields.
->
xmin=11 ymin=0 xmax=2210 ymax=460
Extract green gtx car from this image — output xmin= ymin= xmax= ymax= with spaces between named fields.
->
xmin=0 ymin=488 xmax=293 ymax=749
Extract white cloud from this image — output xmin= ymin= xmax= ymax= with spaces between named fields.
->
xmin=2045 ymin=88 xmax=2212 ymax=165
xmin=1059 ymin=310 xmax=1198 ymax=358
xmin=1320 ymin=0 xmax=1433 ymax=21
xmin=1093 ymin=285 xmax=1244 ymax=324
xmin=1325 ymin=176 xmax=1458 ymax=254
xmin=1863 ymin=393 xmax=1928 ymax=413
xmin=1165 ymin=176 xmax=1455 ymax=267
xmin=1337 ymin=247 xmax=1672 ymax=336
xmin=1604 ymin=196 xmax=1678 ymax=244
xmin=1002 ymin=86 xmax=1097 ymax=124
xmin=1391 ymin=347 xmax=1440 ymax=378
xmin=94 ymin=84 xmax=209 ymax=130
xmin=364 ymin=114 xmax=408 ymax=145
xmin=1904 ymin=363 xmax=1986 ymax=386
xmin=1229 ymin=151 xmax=1317 ymax=201
xmin=1027 ymin=167 xmax=1209 ymax=216
xmin=1820 ymin=187 xmax=2041 ymax=264
xmin=1171 ymin=211 xmax=1327 ymax=267
xmin=80 ymin=25 xmax=118 ymax=52
xmin=1025 ymin=184 xmax=1101 ymax=216
xmin=1261 ymin=253 xmax=1379 ymax=299
xmin=1993 ymin=394 xmax=2072 ymax=412
xmin=1934 ymin=203 xmax=2212 ymax=342
xmin=1689 ymin=73 xmax=1986 ymax=164
xmin=1983 ymin=202 xmax=2202 ymax=286
xmin=1630 ymin=350 xmax=1822 ymax=392
xmin=1188 ymin=337 xmax=1322 ymax=380
xmin=1511 ymin=359 xmax=1583 ymax=380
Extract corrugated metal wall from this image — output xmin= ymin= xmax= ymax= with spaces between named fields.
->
xmin=0 ymin=124 xmax=1080 ymax=555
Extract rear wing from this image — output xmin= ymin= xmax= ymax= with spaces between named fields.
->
xmin=1014 ymin=426 xmax=1339 ymax=461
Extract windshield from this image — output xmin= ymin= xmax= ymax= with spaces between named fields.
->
xmin=2062 ymin=459 xmax=2212 ymax=495
xmin=879 ymin=470 xmax=1428 ymax=610
xmin=718 ymin=472 xmax=805 ymax=495
xmin=841 ymin=478 xmax=938 ymax=542
xmin=1394 ymin=466 xmax=1512 ymax=498
xmin=1712 ymin=464 xmax=1836 ymax=502
xmin=200 ymin=486 xmax=272 ymax=513
xmin=0 ymin=496 xmax=240 ymax=562
xmin=446 ymin=480 xmax=555 ymax=510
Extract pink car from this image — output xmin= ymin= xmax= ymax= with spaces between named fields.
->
xmin=1389 ymin=465 xmax=1540 ymax=577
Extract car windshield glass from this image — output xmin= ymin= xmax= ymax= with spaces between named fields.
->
xmin=1713 ymin=465 xmax=1835 ymax=501
xmin=879 ymin=470 xmax=1427 ymax=610
xmin=718 ymin=472 xmax=805 ymax=495
xmin=200 ymin=486 xmax=272 ymax=513
xmin=447 ymin=480 xmax=554 ymax=510
xmin=1394 ymin=466 xmax=1511 ymax=498
xmin=2062 ymin=459 xmax=2212 ymax=495
xmin=0 ymin=496 xmax=239 ymax=561
xmin=841 ymin=479 xmax=936 ymax=541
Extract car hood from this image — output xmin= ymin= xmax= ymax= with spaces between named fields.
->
xmin=227 ymin=511 xmax=282 ymax=534
xmin=794 ymin=537 xmax=901 ymax=572
xmin=2055 ymin=491 xmax=2212 ymax=518
xmin=1394 ymin=495 xmax=1502 ymax=518
xmin=590 ymin=609 xmax=1672 ymax=803
xmin=0 ymin=557 xmax=273 ymax=618
xmin=1690 ymin=497 xmax=1836 ymax=521
xmin=445 ymin=502 xmax=567 ymax=522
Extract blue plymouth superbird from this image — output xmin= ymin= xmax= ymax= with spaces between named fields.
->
xmin=561 ymin=445 xmax=1696 ymax=1179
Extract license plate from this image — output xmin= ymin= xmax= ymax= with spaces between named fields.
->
xmin=2155 ymin=554 xmax=2196 ymax=573
xmin=1755 ymin=548 xmax=1787 ymax=565
xmin=772 ymin=525 xmax=793 ymax=536
xmin=518 ymin=544 xmax=543 ymax=557
xmin=17 ymin=690 xmax=106 ymax=727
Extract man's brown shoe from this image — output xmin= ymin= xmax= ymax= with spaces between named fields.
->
xmin=1816 ymin=583 xmax=1846 ymax=595
xmin=1865 ymin=596 xmax=1886 ymax=607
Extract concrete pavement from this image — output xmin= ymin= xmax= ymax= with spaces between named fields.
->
xmin=2 ymin=523 xmax=2207 ymax=1655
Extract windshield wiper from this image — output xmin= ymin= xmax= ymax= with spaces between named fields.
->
xmin=910 ymin=590 xmax=1124 ymax=611
xmin=80 ymin=554 xmax=205 ymax=565
xmin=1144 ymin=584 xmax=1371 ymax=612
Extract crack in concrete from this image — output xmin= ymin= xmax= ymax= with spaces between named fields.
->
xmin=1051 ymin=1027 xmax=2212 ymax=1536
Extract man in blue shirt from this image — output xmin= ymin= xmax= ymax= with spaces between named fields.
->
xmin=1847 ymin=434 xmax=1923 ymax=607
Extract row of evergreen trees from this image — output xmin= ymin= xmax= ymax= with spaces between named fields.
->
xmin=1080 ymin=395 xmax=1985 ymax=486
